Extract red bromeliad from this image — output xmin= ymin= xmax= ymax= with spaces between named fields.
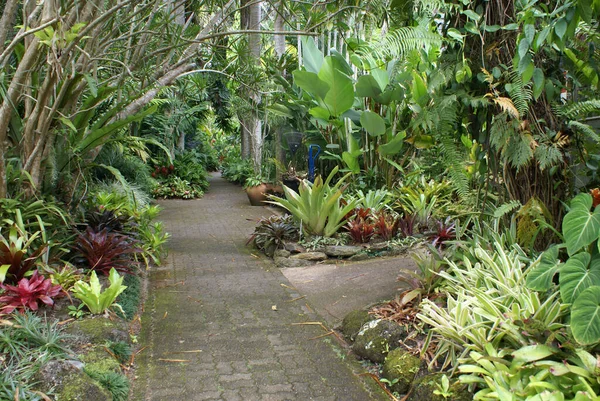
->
xmin=0 ymin=271 xmax=62 ymax=313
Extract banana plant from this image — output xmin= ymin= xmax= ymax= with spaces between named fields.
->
xmin=268 ymin=166 xmax=359 ymax=237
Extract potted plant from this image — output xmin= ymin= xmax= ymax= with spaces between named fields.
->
xmin=244 ymin=175 xmax=269 ymax=206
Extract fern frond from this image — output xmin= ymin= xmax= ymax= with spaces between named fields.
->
xmin=491 ymin=96 xmax=520 ymax=119
xmin=568 ymin=120 xmax=600 ymax=142
xmin=557 ymin=100 xmax=600 ymax=119
xmin=506 ymin=70 xmax=531 ymax=118
xmin=534 ymin=142 xmax=564 ymax=170
xmin=493 ymin=200 xmax=522 ymax=219
xmin=361 ymin=26 xmax=443 ymax=62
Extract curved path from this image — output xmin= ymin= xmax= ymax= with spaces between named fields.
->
xmin=132 ymin=173 xmax=386 ymax=401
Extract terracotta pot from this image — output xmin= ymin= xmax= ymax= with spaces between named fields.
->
xmin=246 ymin=184 xmax=269 ymax=206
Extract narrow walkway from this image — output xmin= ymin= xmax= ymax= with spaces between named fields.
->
xmin=132 ymin=173 xmax=385 ymax=401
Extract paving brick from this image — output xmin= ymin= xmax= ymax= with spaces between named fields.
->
xmin=130 ymin=174 xmax=386 ymax=401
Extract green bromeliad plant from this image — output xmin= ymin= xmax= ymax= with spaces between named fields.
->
xmin=268 ymin=167 xmax=359 ymax=237
xmin=72 ymin=268 xmax=127 ymax=315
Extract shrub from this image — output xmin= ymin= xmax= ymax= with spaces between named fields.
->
xmin=248 ymin=215 xmax=298 ymax=257
xmin=0 ymin=271 xmax=62 ymax=314
xmin=73 ymin=227 xmax=139 ymax=275
xmin=72 ymin=268 xmax=127 ymax=315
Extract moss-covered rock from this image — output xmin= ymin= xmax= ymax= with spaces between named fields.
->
xmin=34 ymin=360 xmax=110 ymax=401
xmin=352 ymin=319 xmax=406 ymax=363
xmin=65 ymin=316 xmax=130 ymax=345
xmin=341 ymin=310 xmax=376 ymax=342
xmin=382 ymin=349 xmax=422 ymax=394
xmin=80 ymin=346 xmax=122 ymax=375
xmin=408 ymin=373 xmax=472 ymax=401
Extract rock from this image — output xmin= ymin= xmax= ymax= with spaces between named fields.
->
xmin=65 ymin=316 xmax=130 ymax=345
xmin=348 ymin=253 xmax=370 ymax=262
xmin=284 ymin=242 xmax=306 ymax=254
xmin=80 ymin=346 xmax=121 ymax=375
xmin=369 ymin=242 xmax=389 ymax=251
xmin=290 ymin=252 xmax=327 ymax=261
xmin=352 ymin=319 xmax=406 ymax=363
xmin=341 ymin=310 xmax=376 ymax=342
xmin=274 ymin=257 xmax=313 ymax=268
xmin=324 ymin=245 xmax=363 ymax=258
xmin=382 ymin=349 xmax=422 ymax=395
xmin=34 ymin=360 xmax=111 ymax=401
xmin=408 ymin=373 xmax=472 ymax=401
xmin=274 ymin=249 xmax=291 ymax=258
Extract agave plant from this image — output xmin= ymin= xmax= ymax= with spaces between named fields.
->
xmin=268 ymin=167 xmax=359 ymax=237
xmin=0 ymin=271 xmax=62 ymax=313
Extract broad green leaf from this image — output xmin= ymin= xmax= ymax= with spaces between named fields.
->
xmin=293 ymin=70 xmax=329 ymax=100
xmin=318 ymin=57 xmax=355 ymax=117
xmin=503 ymin=23 xmax=519 ymax=31
xmin=524 ymin=24 xmax=535 ymax=45
xmin=342 ymin=151 xmax=360 ymax=174
xmin=59 ymin=117 xmax=77 ymax=133
xmin=360 ymin=111 xmax=386 ymax=136
xmin=411 ymin=72 xmax=428 ymax=106
xmin=555 ymin=19 xmax=567 ymax=40
xmin=378 ymin=131 xmax=406 ymax=156
xmin=462 ymin=10 xmax=481 ymax=21
xmin=522 ymin=61 xmax=535 ymax=84
xmin=562 ymin=193 xmax=600 ymax=255
xmin=83 ymin=74 xmax=98 ymax=97
xmin=560 ymin=252 xmax=600 ymax=303
xmin=371 ymin=68 xmax=389 ymax=92
xmin=527 ymin=246 xmax=560 ymax=291
xmin=483 ymin=25 xmax=501 ymax=33
xmin=356 ymin=75 xmax=382 ymax=98
xmin=534 ymin=27 xmax=551 ymax=51
xmin=578 ymin=0 xmax=593 ymax=23
xmin=518 ymin=39 xmax=530 ymax=59
xmin=309 ymin=107 xmax=330 ymax=121
xmin=447 ymin=28 xmax=463 ymax=42
xmin=300 ymin=37 xmax=323 ymax=74
xmin=512 ymin=344 xmax=557 ymax=362
xmin=571 ymin=286 xmax=600 ymax=345
xmin=533 ymin=68 xmax=545 ymax=100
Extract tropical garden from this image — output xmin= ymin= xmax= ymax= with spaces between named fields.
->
xmin=2 ymin=0 xmax=600 ymax=399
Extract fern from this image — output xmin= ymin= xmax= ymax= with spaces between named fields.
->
xmin=534 ymin=142 xmax=563 ymax=170
xmin=493 ymin=200 xmax=522 ymax=219
xmin=557 ymin=100 xmax=600 ymax=120
xmin=361 ymin=25 xmax=443 ymax=62
xmin=568 ymin=120 xmax=600 ymax=142
xmin=505 ymin=70 xmax=532 ymax=118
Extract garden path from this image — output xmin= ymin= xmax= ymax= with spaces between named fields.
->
xmin=131 ymin=173 xmax=386 ymax=401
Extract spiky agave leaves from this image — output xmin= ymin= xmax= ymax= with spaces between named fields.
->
xmin=268 ymin=167 xmax=359 ymax=237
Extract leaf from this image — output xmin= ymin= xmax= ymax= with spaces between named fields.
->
xmin=534 ymin=27 xmax=551 ymax=51
xmin=532 ymin=68 xmax=545 ymax=100
xmin=318 ymin=57 xmax=355 ymax=117
xmin=462 ymin=10 xmax=481 ymax=21
xmin=555 ymin=19 xmax=567 ymax=40
xmin=301 ymin=37 xmax=324 ymax=74
xmin=360 ymin=111 xmax=386 ymax=136
xmin=58 ymin=117 xmax=77 ymax=133
xmin=524 ymin=24 xmax=536 ymax=45
xmin=411 ymin=72 xmax=428 ymax=106
xmin=378 ymin=131 xmax=406 ymax=156
xmin=560 ymin=252 xmax=600 ymax=303
xmin=562 ymin=194 xmax=600 ymax=255
xmin=293 ymin=70 xmax=329 ymax=100
xmin=571 ymin=286 xmax=600 ymax=345
xmin=527 ymin=246 xmax=561 ymax=291
xmin=512 ymin=345 xmax=557 ymax=362
xmin=342 ymin=151 xmax=361 ymax=174
xmin=356 ymin=75 xmax=382 ymax=98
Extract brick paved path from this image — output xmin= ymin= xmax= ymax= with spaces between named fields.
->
xmin=132 ymin=173 xmax=386 ymax=401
